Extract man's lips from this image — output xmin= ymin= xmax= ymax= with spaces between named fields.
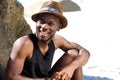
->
xmin=40 ymin=31 xmax=50 ymax=34
xmin=39 ymin=31 xmax=50 ymax=37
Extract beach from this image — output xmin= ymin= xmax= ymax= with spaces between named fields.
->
xmin=24 ymin=10 xmax=120 ymax=80
xmin=21 ymin=0 xmax=120 ymax=79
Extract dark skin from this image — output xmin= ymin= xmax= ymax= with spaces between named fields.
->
xmin=5 ymin=14 xmax=90 ymax=80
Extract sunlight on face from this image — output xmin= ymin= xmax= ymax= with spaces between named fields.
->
xmin=36 ymin=13 xmax=60 ymax=42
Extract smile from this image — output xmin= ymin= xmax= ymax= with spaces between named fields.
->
xmin=40 ymin=31 xmax=50 ymax=34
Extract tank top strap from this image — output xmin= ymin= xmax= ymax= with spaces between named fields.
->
xmin=28 ymin=33 xmax=39 ymax=48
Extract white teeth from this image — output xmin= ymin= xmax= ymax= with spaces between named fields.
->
xmin=41 ymin=32 xmax=48 ymax=34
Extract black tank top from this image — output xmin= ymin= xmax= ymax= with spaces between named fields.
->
xmin=21 ymin=33 xmax=55 ymax=78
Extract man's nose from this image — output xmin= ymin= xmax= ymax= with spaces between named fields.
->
xmin=40 ymin=24 xmax=48 ymax=31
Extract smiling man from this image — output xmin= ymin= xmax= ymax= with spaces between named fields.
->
xmin=5 ymin=1 xmax=90 ymax=80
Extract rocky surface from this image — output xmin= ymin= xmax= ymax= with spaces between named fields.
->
xmin=60 ymin=0 xmax=81 ymax=12
xmin=0 ymin=0 xmax=32 ymax=79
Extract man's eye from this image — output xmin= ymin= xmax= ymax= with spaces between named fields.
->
xmin=48 ymin=22 xmax=54 ymax=26
xmin=40 ymin=20 xmax=45 ymax=24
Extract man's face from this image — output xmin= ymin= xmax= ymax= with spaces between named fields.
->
xmin=36 ymin=13 xmax=61 ymax=42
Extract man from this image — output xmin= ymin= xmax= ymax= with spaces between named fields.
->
xmin=5 ymin=1 xmax=90 ymax=80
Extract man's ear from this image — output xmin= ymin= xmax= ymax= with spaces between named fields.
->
xmin=57 ymin=27 xmax=60 ymax=31
xmin=58 ymin=25 xmax=62 ymax=31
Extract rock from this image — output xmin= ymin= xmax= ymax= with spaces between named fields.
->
xmin=60 ymin=0 xmax=81 ymax=12
xmin=0 ymin=0 xmax=32 ymax=79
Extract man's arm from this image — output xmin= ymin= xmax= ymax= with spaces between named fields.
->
xmin=5 ymin=36 xmax=48 ymax=80
xmin=53 ymin=34 xmax=90 ymax=79
xmin=69 ymin=42 xmax=90 ymax=67
xmin=65 ymin=41 xmax=90 ymax=68
xmin=61 ymin=40 xmax=90 ymax=68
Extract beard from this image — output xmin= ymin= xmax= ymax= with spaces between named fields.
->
xmin=37 ymin=34 xmax=54 ymax=43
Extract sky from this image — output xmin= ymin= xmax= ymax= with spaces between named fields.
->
xmin=17 ymin=0 xmax=120 ymax=78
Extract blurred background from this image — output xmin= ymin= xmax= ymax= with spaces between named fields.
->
xmin=17 ymin=0 xmax=120 ymax=80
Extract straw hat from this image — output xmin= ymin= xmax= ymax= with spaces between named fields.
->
xmin=31 ymin=0 xmax=68 ymax=29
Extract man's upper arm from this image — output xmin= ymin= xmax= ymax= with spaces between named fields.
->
xmin=6 ymin=37 xmax=32 ymax=77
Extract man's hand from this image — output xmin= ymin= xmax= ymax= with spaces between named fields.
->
xmin=51 ymin=65 xmax=75 ymax=80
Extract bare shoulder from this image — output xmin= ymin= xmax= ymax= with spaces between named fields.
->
xmin=53 ymin=34 xmax=67 ymax=44
xmin=53 ymin=34 xmax=71 ymax=50
xmin=53 ymin=34 xmax=83 ymax=51
xmin=14 ymin=35 xmax=33 ymax=49
xmin=53 ymin=34 xmax=65 ymax=41
xmin=16 ymin=35 xmax=32 ymax=44
xmin=11 ymin=35 xmax=33 ymax=60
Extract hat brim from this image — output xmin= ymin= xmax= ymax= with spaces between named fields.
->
xmin=31 ymin=11 xmax=67 ymax=29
